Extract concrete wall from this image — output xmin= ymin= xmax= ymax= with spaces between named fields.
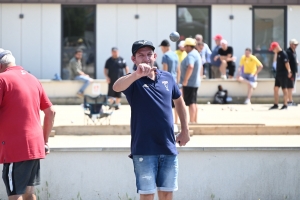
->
xmin=96 ymin=4 xmax=176 ymax=79
xmin=0 ymin=4 xmax=60 ymax=79
xmin=211 ymin=5 xmax=252 ymax=72
xmin=0 ymin=149 xmax=300 ymax=199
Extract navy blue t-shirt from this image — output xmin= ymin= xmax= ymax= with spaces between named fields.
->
xmin=122 ymin=70 xmax=181 ymax=155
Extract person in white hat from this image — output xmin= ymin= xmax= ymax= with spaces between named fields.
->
xmin=286 ymin=39 xmax=299 ymax=106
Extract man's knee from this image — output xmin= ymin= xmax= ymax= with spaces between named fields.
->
xmin=140 ymin=193 xmax=154 ymax=200
xmin=8 ymin=195 xmax=23 ymax=200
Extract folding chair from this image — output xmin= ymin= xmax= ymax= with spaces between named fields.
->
xmin=83 ymin=94 xmax=113 ymax=125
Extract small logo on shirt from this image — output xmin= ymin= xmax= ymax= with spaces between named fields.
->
xmin=21 ymin=70 xmax=27 ymax=75
xmin=162 ymin=81 xmax=169 ymax=91
xmin=142 ymin=84 xmax=149 ymax=88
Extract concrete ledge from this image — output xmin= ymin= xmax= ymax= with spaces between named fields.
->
xmin=53 ymin=125 xmax=300 ymax=135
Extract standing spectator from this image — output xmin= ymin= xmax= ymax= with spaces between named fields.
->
xmin=195 ymin=34 xmax=212 ymax=78
xmin=160 ymin=39 xmax=180 ymax=124
xmin=195 ymin=42 xmax=206 ymax=79
xmin=237 ymin=48 xmax=263 ymax=104
xmin=215 ymin=40 xmax=236 ymax=79
xmin=210 ymin=34 xmax=223 ymax=79
xmin=181 ymin=38 xmax=202 ymax=123
xmin=69 ymin=49 xmax=93 ymax=98
xmin=104 ymin=47 xmax=129 ymax=109
xmin=269 ymin=42 xmax=292 ymax=110
xmin=0 ymin=49 xmax=55 ymax=199
xmin=175 ymin=41 xmax=187 ymax=65
xmin=113 ymin=40 xmax=189 ymax=200
xmin=286 ymin=39 xmax=298 ymax=106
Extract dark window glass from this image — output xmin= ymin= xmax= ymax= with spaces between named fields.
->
xmin=253 ymin=7 xmax=286 ymax=78
xmin=177 ymin=6 xmax=210 ymax=46
xmin=62 ymin=6 xmax=96 ymax=79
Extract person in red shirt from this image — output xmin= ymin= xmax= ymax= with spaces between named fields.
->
xmin=0 ymin=49 xmax=55 ymax=200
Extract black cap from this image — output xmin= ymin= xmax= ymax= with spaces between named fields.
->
xmin=132 ymin=40 xmax=155 ymax=55
xmin=159 ymin=39 xmax=170 ymax=47
xmin=111 ymin=47 xmax=118 ymax=51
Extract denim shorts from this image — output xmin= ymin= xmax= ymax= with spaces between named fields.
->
xmin=132 ymin=155 xmax=178 ymax=194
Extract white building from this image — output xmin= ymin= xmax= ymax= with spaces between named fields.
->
xmin=0 ymin=1 xmax=299 ymax=79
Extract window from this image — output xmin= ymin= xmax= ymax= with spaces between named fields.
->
xmin=177 ymin=6 xmax=211 ymax=46
xmin=62 ymin=6 xmax=96 ymax=79
xmin=253 ymin=7 xmax=287 ymax=78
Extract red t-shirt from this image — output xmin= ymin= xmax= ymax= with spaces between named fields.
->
xmin=0 ymin=66 xmax=52 ymax=163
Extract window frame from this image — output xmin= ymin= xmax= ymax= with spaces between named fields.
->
xmin=176 ymin=5 xmax=211 ymax=48
xmin=61 ymin=5 xmax=97 ymax=79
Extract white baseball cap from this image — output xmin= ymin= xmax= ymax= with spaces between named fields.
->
xmin=220 ymin=39 xmax=228 ymax=45
xmin=178 ymin=41 xmax=185 ymax=47
xmin=290 ymin=39 xmax=299 ymax=45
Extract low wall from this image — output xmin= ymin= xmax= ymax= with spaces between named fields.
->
xmin=1 ymin=147 xmax=300 ymax=199
xmin=41 ymin=79 xmax=300 ymax=104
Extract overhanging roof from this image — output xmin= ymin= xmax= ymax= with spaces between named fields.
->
xmin=1 ymin=0 xmax=299 ymax=5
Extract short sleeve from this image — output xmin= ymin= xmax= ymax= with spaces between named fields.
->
xmin=122 ymin=58 xmax=127 ymax=68
xmin=282 ymin=52 xmax=289 ymax=63
xmin=218 ymin=48 xmax=222 ymax=55
xmin=39 ymin=83 xmax=52 ymax=110
xmin=228 ymin=47 xmax=233 ymax=55
xmin=0 ymin=79 xmax=4 ymax=106
xmin=104 ymin=59 xmax=109 ymax=69
xmin=253 ymin=56 xmax=262 ymax=66
xmin=162 ymin=55 xmax=167 ymax=64
xmin=187 ymin=54 xmax=195 ymax=66
xmin=172 ymin=77 xmax=181 ymax=100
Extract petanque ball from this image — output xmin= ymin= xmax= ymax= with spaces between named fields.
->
xmin=169 ymin=31 xmax=180 ymax=42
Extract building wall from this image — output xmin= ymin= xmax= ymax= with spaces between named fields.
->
xmin=96 ymin=4 xmax=176 ymax=79
xmin=211 ymin=5 xmax=252 ymax=67
xmin=287 ymin=5 xmax=300 ymax=59
xmin=0 ymin=4 xmax=60 ymax=79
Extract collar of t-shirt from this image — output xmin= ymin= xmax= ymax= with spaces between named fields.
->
xmin=4 ymin=66 xmax=23 ymax=72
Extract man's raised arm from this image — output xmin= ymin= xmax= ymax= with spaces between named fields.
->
xmin=113 ymin=72 xmax=139 ymax=92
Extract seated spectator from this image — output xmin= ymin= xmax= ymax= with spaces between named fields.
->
xmin=214 ymin=40 xmax=236 ymax=79
xmin=210 ymin=34 xmax=222 ymax=79
xmin=237 ymin=48 xmax=263 ymax=104
xmin=69 ymin=49 xmax=93 ymax=98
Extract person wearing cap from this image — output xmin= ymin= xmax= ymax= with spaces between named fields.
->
xmin=195 ymin=34 xmax=212 ymax=78
xmin=113 ymin=40 xmax=189 ymax=200
xmin=286 ymin=39 xmax=299 ymax=106
xmin=180 ymin=38 xmax=202 ymax=123
xmin=237 ymin=48 xmax=263 ymax=104
xmin=269 ymin=42 xmax=292 ymax=110
xmin=104 ymin=47 xmax=129 ymax=109
xmin=69 ymin=48 xmax=93 ymax=98
xmin=160 ymin=39 xmax=180 ymax=124
xmin=175 ymin=41 xmax=187 ymax=65
xmin=215 ymin=39 xmax=236 ymax=79
xmin=0 ymin=49 xmax=55 ymax=199
xmin=210 ymin=34 xmax=223 ymax=79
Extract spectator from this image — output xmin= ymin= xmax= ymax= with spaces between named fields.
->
xmin=286 ymin=39 xmax=298 ymax=106
xmin=113 ymin=40 xmax=189 ymax=200
xmin=175 ymin=41 xmax=187 ymax=65
xmin=69 ymin=49 xmax=93 ymax=98
xmin=180 ymin=38 xmax=202 ymax=123
xmin=195 ymin=34 xmax=212 ymax=78
xmin=237 ymin=48 xmax=263 ymax=104
xmin=210 ymin=34 xmax=223 ymax=79
xmin=104 ymin=47 xmax=129 ymax=109
xmin=195 ymin=42 xmax=206 ymax=79
xmin=160 ymin=39 xmax=180 ymax=124
xmin=269 ymin=42 xmax=292 ymax=110
xmin=0 ymin=49 xmax=55 ymax=199
xmin=215 ymin=39 xmax=236 ymax=79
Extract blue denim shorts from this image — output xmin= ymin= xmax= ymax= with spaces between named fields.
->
xmin=132 ymin=155 xmax=178 ymax=194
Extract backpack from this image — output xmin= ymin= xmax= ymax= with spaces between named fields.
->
xmin=213 ymin=85 xmax=228 ymax=104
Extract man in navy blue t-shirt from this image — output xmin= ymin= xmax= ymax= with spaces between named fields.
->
xmin=113 ymin=40 xmax=189 ymax=200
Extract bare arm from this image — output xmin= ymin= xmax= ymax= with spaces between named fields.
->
xmin=176 ymin=64 xmax=180 ymax=84
xmin=254 ymin=65 xmax=263 ymax=76
xmin=174 ymin=96 xmax=190 ymax=146
xmin=183 ymin=64 xmax=194 ymax=86
xmin=162 ymin=63 xmax=168 ymax=71
xmin=285 ymin=62 xmax=292 ymax=78
xmin=43 ymin=106 xmax=56 ymax=144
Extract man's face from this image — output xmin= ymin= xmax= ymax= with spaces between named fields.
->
xmin=75 ymin=52 xmax=83 ymax=60
xmin=272 ymin=46 xmax=279 ymax=53
xmin=221 ymin=43 xmax=227 ymax=50
xmin=245 ymin=50 xmax=251 ymax=57
xmin=290 ymin=43 xmax=298 ymax=51
xmin=195 ymin=36 xmax=202 ymax=43
xmin=184 ymin=45 xmax=193 ymax=53
xmin=215 ymin=39 xmax=221 ymax=46
xmin=112 ymin=50 xmax=119 ymax=58
xmin=179 ymin=46 xmax=185 ymax=51
xmin=131 ymin=47 xmax=157 ymax=67
xmin=160 ymin=46 xmax=167 ymax=53
xmin=196 ymin=43 xmax=204 ymax=52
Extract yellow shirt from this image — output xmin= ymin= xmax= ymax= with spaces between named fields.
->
xmin=175 ymin=50 xmax=187 ymax=64
xmin=239 ymin=55 xmax=262 ymax=75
